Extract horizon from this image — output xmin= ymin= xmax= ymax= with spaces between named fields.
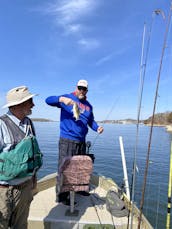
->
xmin=32 ymin=110 xmax=172 ymax=122
xmin=0 ymin=0 xmax=172 ymax=121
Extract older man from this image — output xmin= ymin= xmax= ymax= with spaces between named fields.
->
xmin=0 ymin=86 xmax=42 ymax=229
xmin=45 ymin=79 xmax=103 ymax=205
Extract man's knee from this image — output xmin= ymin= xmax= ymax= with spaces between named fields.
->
xmin=0 ymin=211 xmax=10 ymax=229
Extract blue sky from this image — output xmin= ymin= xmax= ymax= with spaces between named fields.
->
xmin=0 ymin=0 xmax=172 ymax=121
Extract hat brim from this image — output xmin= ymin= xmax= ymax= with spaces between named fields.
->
xmin=2 ymin=94 xmax=38 ymax=109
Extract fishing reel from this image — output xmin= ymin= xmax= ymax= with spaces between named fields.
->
xmin=86 ymin=141 xmax=95 ymax=163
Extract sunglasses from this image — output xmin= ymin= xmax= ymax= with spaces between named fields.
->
xmin=77 ymin=86 xmax=87 ymax=91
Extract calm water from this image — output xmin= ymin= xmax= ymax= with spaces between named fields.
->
xmin=34 ymin=122 xmax=172 ymax=229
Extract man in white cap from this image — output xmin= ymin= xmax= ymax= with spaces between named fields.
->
xmin=0 ymin=86 xmax=42 ymax=229
xmin=45 ymin=79 xmax=103 ymax=205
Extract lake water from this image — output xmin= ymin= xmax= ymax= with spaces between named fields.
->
xmin=34 ymin=122 xmax=172 ymax=229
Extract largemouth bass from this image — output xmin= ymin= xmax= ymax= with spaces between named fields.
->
xmin=73 ymin=102 xmax=80 ymax=121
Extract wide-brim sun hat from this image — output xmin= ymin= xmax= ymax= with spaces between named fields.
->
xmin=77 ymin=79 xmax=88 ymax=88
xmin=2 ymin=86 xmax=37 ymax=108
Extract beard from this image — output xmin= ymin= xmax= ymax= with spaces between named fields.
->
xmin=24 ymin=109 xmax=32 ymax=116
xmin=78 ymin=94 xmax=85 ymax=100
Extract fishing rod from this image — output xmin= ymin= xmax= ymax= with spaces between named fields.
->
xmin=166 ymin=141 xmax=172 ymax=229
xmin=129 ymin=8 xmax=164 ymax=229
xmin=138 ymin=4 xmax=171 ymax=229
xmin=129 ymin=22 xmax=147 ymax=229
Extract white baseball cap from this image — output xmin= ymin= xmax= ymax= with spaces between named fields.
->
xmin=77 ymin=79 xmax=88 ymax=88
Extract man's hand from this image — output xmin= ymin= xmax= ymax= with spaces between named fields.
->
xmin=59 ymin=97 xmax=74 ymax=106
xmin=97 ymin=126 xmax=104 ymax=134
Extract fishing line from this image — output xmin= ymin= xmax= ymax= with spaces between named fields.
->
xmin=154 ymin=138 xmax=167 ymax=228
xmin=90 ymin=194 xmax=104 ymax=229
xmin=155 ymin=176 xmax=161 ymax=229
xmin=166 ymin=142 xmax=172 ymax=229
xmin=145 ymin=161 xmax=153 ymax=216
xmin=138 ymin=4 xmax=172 ymax=228
xmin=90 ymin=96 xmax=120 ymax=150
xmin=143 ymin=160 xmax=163 ymax=229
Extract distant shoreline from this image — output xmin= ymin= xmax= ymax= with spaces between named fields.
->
xmin=143 ymin=123 xmax=172 ymax=133
xmin=31 ymin=118 xmax=57 ymax=122
xmin=32 ymin=118 xmax=172 ymax=133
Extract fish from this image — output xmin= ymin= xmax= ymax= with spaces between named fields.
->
xmin=73 ymin=102 xmax=80 ymax=121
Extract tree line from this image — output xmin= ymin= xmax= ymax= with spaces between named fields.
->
xmin=144 ymin=111 xmax=172 ymax=125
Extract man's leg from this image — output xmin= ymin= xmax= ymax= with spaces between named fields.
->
xmin=0 ymin=187 xmax=11 ymax=229
xmin=57 ymin=138 xmax=71 ymax=203
xmin=10 ymin=180 xmax=33 ymax=229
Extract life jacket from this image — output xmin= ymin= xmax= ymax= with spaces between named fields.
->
xmin=0 ymin=115 xmax=43 ymax=181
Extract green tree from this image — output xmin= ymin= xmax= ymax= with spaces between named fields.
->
xmin=167 ymin=112 xmax=172 ymax=123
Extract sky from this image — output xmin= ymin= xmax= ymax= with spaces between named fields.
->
xmin=0 ymin=0 xmax=172 ymax=121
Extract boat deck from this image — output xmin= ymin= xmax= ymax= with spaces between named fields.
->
xmin=28 ymin=173 xmax=152 ymax=229
xmin=28 ymin=185 xmax=133 ymax=229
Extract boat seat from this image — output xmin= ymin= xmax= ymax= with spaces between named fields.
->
xmin=57 ymin=155 xmax=93 ymax=215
